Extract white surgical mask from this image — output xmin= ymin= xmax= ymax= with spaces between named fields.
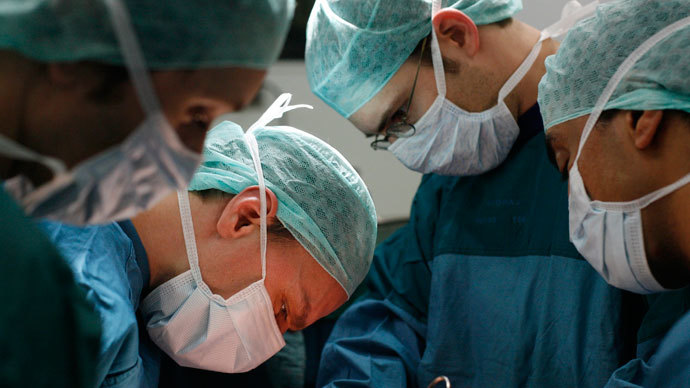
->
xmin=390 ymin=0 xmax=599 ymax=176
xmin=140 ymin=94 xmax=310 ymax=373
xmin=1 ymin=0 xmax=201 ymax=225
xmin=568 ymin=17 xmax=690 ymax=294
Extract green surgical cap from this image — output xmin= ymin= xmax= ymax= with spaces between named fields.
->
xmin=0 ymin=0 xmax=294 ymax=69
xmin=538 ymin=0 xmax=690 ymax=130
xmin=305 ymin=0 xmax=522 ymax=118
xmin=188 ymin=121 xmax=378 ymax=297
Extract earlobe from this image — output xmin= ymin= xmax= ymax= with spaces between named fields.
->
xmin=433 ymin=9 xmax=480 ymax=56
xmin=629 ymin=110 xmax=663 ymax=149
xmin=216 ymin=186 xmax=279 ymax=239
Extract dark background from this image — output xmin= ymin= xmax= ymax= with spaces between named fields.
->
xmin=279 ymin=0 xmax=316 ymax=59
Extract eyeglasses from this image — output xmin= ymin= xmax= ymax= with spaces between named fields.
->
xmin=371 ymin=36 xmax=428 ymax=151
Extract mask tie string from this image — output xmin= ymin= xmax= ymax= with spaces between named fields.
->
xmin=245 ymin=93 xmax=313 ymax=279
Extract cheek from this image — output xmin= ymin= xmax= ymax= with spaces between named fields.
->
xmin=575 ymin=153 xmax=607 ymax=201
xmin=231 ymin=77 xmax=265 ymax=108
xmin=409 ymin=71 xmax=440 ymax=123
xmin=53 ymin=94 xmax=143 ymax=168
xmin=575 ymin=131 xmax=616 ymax=201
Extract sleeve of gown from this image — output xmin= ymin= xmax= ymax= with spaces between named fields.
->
xmin=316 ymin=299 xmax=427 ymax=388
xmin=39 ymin=220 xmax=147 ymax=388
xmin=604 ymin=290 xmax=690 ymax=388
xmin=641 ymin=311 xmax=690 ymax=387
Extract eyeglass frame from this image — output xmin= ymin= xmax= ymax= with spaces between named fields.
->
xmin=370 ymin=36 xmax=429 ymax=151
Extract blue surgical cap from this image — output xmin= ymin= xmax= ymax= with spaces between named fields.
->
xmin=0 ymin=0 xmax=295 ymax=69
xmin=305 ymin=0 xmax=523 ymax=118
xmin=188 ymin=121 xmax=378 ymax=297
xmin=538 ymin=0 xmax=690 ymax=130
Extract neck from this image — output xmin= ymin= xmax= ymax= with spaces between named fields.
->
xmin=487 ymin=21 xmax=558 ymax=118
xmin=132 ymin=191 xmax=238 ymax=291
xmin=131 ymin=193 xmax=189 ymax=290
xmin=133 ymin=191 xmax=263 ymax=298
xmin=645 ymin=184 xmax=690 ymax=288
xmin=676 ymin=190 xmax=690 ymax=278
xmin=656 ymin=116 xmax=690 ymax=282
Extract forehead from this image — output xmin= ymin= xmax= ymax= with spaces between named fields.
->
xmin=301 ymin=253 xmax=348 ymax=320
xmin=153 ymin=67 xmax=267 ymax=110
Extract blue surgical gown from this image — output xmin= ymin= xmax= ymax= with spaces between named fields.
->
xmin=41 ymin=220 xmax=160 ymax=388
xmin=317 ymin=105 xmax=690 ymax=388
xmin=642 ymin=310 xmax=690 ymax=387
xmin=603 ymin=300 xmax=690 ymax=388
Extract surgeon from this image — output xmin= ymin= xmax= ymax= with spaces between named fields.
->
xmin=0 ymin=1 xmax=294 ymax=386
xmin=40 ymin=97 xmax=378 ymax=387
xmin=305 ymin=0 xmax=686 ymax=386
xmin=539 ymin=0 xmax=690 ymax=386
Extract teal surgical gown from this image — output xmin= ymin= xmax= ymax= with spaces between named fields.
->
xmin=317 ymin=105 xmax=690 ymax=388
xmin=0 ymin=188 xmax=101 ymax=387
xmin=641 ymin=310 xmax=690 ymax=387
xmin=603 ymin=294 xmax=690 ymax=388
xmin=40 ymin=220 xmax=160 ymax=388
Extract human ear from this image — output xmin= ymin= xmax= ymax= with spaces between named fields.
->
xmin=433 ymin=9 xmax=480 ymax=57
xmin=216 ymin=186 xmax=279 ymax=239
xmin=626 ymin=110 xmax=663 ymax=149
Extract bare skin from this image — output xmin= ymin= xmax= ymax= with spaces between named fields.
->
xmin=132 ymin=188 xmax=348 ymax=334
xmin=350 ymin=9 xmax=558 ymax=141
xmin=545 ymin=110 xmax=690 ymax=288
xmin=0 ymin=51 xmax=266 ymax=186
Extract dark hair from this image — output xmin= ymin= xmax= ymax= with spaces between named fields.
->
xmin=597 ymin=109 xmax=690 ymax=130
xmin=192 ymin=189 xmax=295 ymax=242
xmin=596 ymin=109 xmax=623 ymax=127
xmin=671 ymin=110 xmax=690 ymax=126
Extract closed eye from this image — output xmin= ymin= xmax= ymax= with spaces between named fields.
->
xmin=376 ymin=107 xmax=408 ymax=136
xmin=545 ymin=133 xmax=569 ymax=181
